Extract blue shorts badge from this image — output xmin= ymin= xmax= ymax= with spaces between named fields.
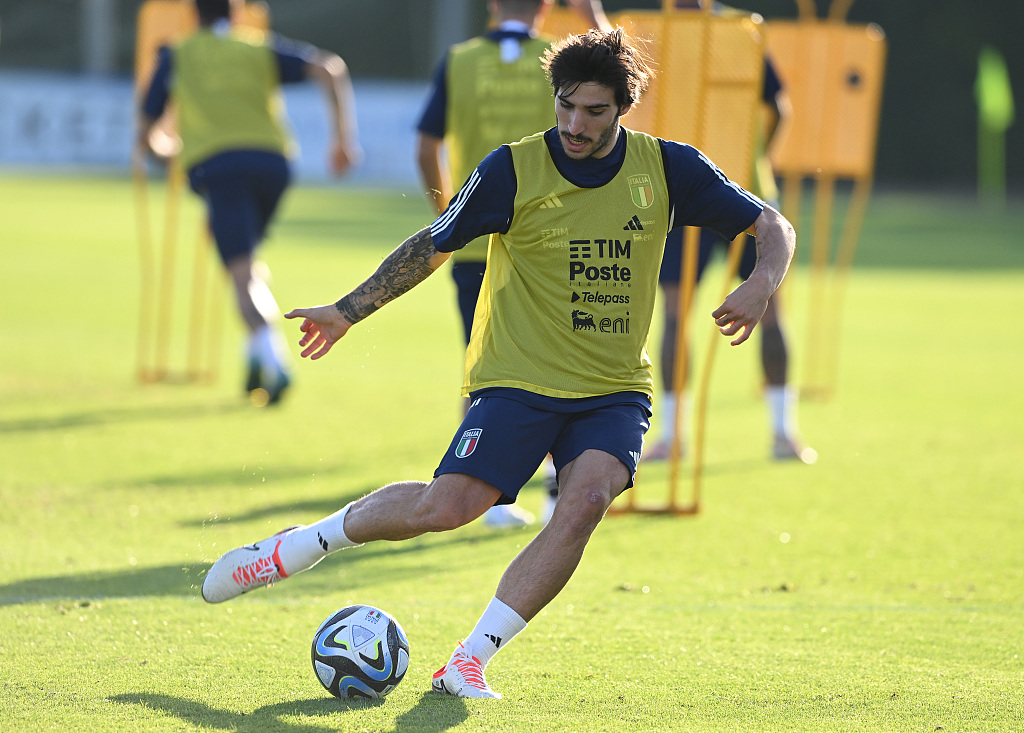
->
xmin=455 ymin=428 xmax=482 ymax=458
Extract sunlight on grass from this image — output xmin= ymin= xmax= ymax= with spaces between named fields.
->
xmin=0 ymin=174 xmax=1021 ymax=732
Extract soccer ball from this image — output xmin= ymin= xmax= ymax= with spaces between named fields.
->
xmin=311 ymin=605 xmax=410 ymax=699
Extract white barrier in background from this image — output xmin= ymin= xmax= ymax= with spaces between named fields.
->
xmin=0 ymin=72 xmax=429 ymax=187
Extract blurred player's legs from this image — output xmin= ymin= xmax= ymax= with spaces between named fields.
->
xmin=647 ymin=230 xmax=814 ymax=462
xmin=540 ymin=458 xmax=558 ymax=525
xmin=227 ymin=255 xmax=292 ymax=404
xmin=191 ymin=150 xmax=292 ymax=404
xmin=646 ymin=276 xmax=688 ymax=461
xmin=760 ymin=293 xmax=817 ymax=463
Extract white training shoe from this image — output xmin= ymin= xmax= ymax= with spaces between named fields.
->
xmin=772 ymin=434 xmax=818 ymax=464
xmin=482 ymin=504 xmax=534 ymax=529
xmin=202 ymin=526 xmax=311 ymax=603
xmin=431 ymin=642 xmax=502 ymax=699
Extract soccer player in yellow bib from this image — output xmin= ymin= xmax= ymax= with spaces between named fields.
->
xmin=137 ymin=0 xmax=361 ymax=405
xmin=203 ymin=28 xmax=797 ymax=699
xmin=416 ymin=0 xmax=611 ymax=528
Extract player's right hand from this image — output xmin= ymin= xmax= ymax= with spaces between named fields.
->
xmin=284 ymin=304 xmax=353 ymax=360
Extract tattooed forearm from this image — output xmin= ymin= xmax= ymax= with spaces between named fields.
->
xmin=334 ymin=227 xmax=442 ymax=323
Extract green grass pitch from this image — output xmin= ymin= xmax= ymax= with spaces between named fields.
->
xmin=0 ymin=173 xmax=1022 ymax=732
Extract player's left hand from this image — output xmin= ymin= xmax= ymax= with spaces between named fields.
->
xmin=284 ymin=304 xmax=353 ymax=359
xmin=330 ymin=141 xmax=363 ymax=176
xmin=711 ymin=278 xmax=770 ymax=346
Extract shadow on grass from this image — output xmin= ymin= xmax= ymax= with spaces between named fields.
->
xmin=106 ymin=463 xmax=356 ymax=494
xmin=0 ymin=563 xmax=210 ymax=607
xmin=116 ymin=453 xmax=767 ymax=509
xmin=0 ymin=526 xmax=531 ymax=607
xmin=182 ymin=484 xmax=373 ymax=526
xmin=110 ymin=690 xmax=469 ymax=731
xmin=0 ymin=400 xmax=246 ymax=434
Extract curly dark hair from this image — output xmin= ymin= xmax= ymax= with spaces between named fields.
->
xmin=543 ymin=28 xmax=653 ymax=109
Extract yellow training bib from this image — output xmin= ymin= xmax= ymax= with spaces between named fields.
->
xmin=464 ymin=129 xmax=670 ymax=400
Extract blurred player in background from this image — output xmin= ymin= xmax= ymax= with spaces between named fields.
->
xmin=645 ymin=0 xmax=815 ymax=463
xmin=203 ymin=28 xmax=797 ymax=699
xmin=416 ymin=0 xmax=611 ymax=527
xmin=135 ymin=0 xmax=361 ymax=405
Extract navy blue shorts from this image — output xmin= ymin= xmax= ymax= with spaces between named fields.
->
xmin=434 ymin=390 xmax=651 ymax=504
xmin=450 ymin=260 xmax=486 ymax=345
xmin=188 ymin=150 xmax=291 ymax=265
xmin=659 ymin=227 xmax=757 ymax=285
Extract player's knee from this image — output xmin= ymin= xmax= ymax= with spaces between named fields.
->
xmin=557 ymin=485 xmax=613 ymax=532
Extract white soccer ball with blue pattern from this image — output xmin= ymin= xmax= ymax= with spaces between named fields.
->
xmin=311 ymin=605 xmax=410 ymax=699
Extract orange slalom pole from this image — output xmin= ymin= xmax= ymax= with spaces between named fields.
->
xmin=133 ymin=163 xmax=157 ymax=382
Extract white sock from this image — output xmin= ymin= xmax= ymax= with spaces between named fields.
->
xmin=658 ymin=391 xmax=689 ymax=444
xmin=766 ymin=385 xmax=795 ymax=437
xmin=249 ymin=325 xmax=288 ymax=374
xmin=463 ymin=597 xmax=527 ymax=668
xmin=276 ymin=502 xmax=362 ymax=576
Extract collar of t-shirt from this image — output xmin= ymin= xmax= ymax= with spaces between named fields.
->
xmin=211 ymin=18 xmax=232 ymax=37
xmin=488 ymin=20 xmax=535 ymax=63
xmin=542 ymin=126 xmax=628 ymax=189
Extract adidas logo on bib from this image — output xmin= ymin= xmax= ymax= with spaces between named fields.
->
xmin=623 ymin=215 xmax=644 ymax=231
